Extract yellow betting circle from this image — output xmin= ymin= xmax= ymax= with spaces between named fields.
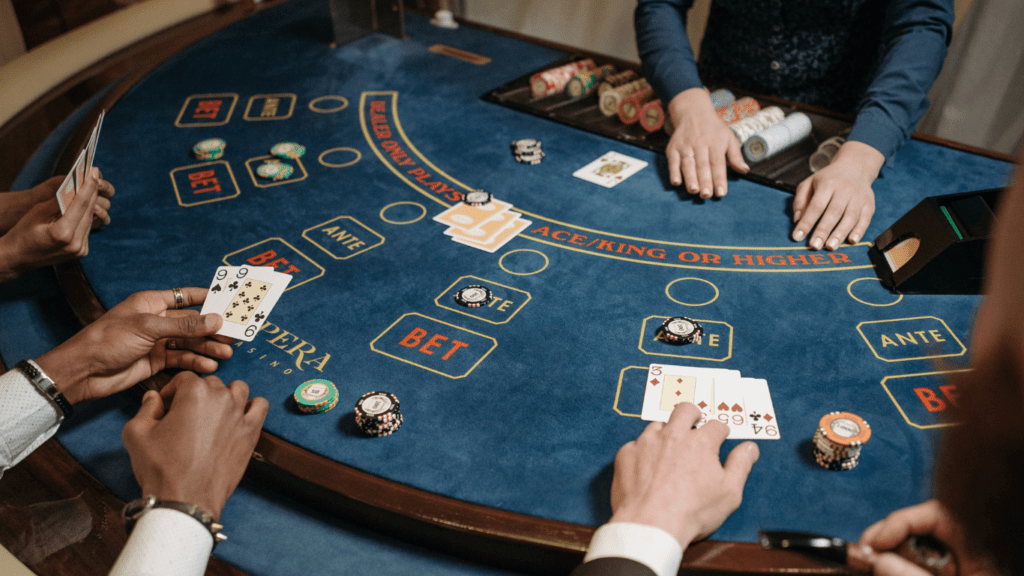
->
xmin=665 ymin=277 xmax=720 ymax=307
xmin=318 ymin=147 xmax=362 ymax=168
xmin=308 ymin=95 xmax=349 ymax=113
xmin=847 ymin=277 xmax=903 ymax=307
xmin=499 ymin=249 xmax=549 ymax=276
xmin=380 ymin=202 xmax=426 ymax=225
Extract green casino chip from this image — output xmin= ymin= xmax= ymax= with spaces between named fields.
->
xmin=193 ymin=138 xmax=226 ymax=160
xmin=294 ymin=379 xmax=338 ymax=413
xmin=256 ymin=160 xmax=293 ymax=181
xmin=270 ymin=142 xmax=306 ymax=160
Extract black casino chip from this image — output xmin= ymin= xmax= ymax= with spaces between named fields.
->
xmin=660 ymin=316 xmax=703 ymax=345
xmin=463 ymin=190 xmax=492 ymax=207
xmin=454 ymin=285 xmax=492 ymax=308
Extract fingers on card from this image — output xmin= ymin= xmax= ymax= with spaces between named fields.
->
xmin=573 ymin=151 xmax=648 ymax=188
xmin=641 ymin=364 xmax=780 ymax=440
xmin=200 ymin=265 xmax=291 ymax=341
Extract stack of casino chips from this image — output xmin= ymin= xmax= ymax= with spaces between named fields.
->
xmin=530 ymin=59 xmax=596 ymax=98
xmin=813 ymin=411 xmax=871 ymax=471
xmin=599 ymin=78 xmax=649 ymax=117
xmin=256 ymin=159 xmax=294 ymax=181
xmin=193 ymin=138 xmax=226 ymax=161
xmin=809 ymin=135 xmax=846 ymax=173
xmin=293 ymin=379 xmax=339 ymax=414
xmin=639 ymin=99 xmax=665 ymax=132
xmin=597 ymin=70 xmax=639 ymax=96
xmin=708 ymin=88 xmax=735 ymax=110
xmin=454 ymin=284 xmax=492 ymax=308
xmin=270 ymin=142 xmax=306 ymax=160
xmin=717 ymin=96 xmax=760 ymax=124
xmin=565 ymin=65 xmax=615 ymax=99
xmin=730 ymin=106 xmax=786 ymax=145
xmin=618 ymin=87 xmax=655 ymax=124
xmin=743 ymin=112 xmax=813 ymax=162
xmin=511 ymin=139 xmax=544 ymax=164
xmin=660 ymin=316 xmax=704 ymax=345
xmin=355 ymin=391 xmax=403 ymax=437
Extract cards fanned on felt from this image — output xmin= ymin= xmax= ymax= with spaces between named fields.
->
xmin=642 ymin=363 xmax=780 ymax=440
xmin=200 ymin=265 xmax=292 ymax=341
xmin=573 ymin=151 xmax=648 ymax=188
xmin=433 ymin=195 xmax=528 ymax=253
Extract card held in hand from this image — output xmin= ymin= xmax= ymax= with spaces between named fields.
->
xmin=200 ymin=265 xmax=291 ymax=341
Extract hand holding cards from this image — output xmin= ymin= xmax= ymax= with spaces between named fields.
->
xmin=200 ymin=265 xmax=291 ymax=341
xmin=642 ymin=363 xmax=780 ymax=440
xmin=58 ymin=110 xmax=105 ymax=214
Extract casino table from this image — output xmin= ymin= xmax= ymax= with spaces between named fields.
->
xmin=0 ymin=0 xmax=1017 ymax=574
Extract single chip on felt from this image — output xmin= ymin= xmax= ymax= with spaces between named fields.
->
xmin=256 ymin=160 xmax=293 ymax=181
xmin=193 ymin=138 xmax=226 ymax=160
xmin=270 ymin=142 xmax=306 ymax=160
xmin=454 ymin=285 xmax=492 ymax=307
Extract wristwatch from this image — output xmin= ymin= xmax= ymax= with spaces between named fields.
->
xmin=123 ymin=495 xmax=226 ymax=549
xmin=15 ymin=359 xmax=73 ymax=419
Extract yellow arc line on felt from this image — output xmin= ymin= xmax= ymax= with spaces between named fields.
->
xmin=361 ymin=90 xmax=876 ymax=272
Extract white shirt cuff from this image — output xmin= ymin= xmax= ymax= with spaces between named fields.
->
xmin=0 ymin=369 xmax=61 ymax=477
xmin=109 ymin=508 xmax=213 ymax=576
xmin=583 ymin=522 xmax=684 ymax=576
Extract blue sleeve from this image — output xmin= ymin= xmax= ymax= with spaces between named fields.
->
xmin=634 ymin=0 xmax=702 ymax=103
xmin=848 ymin=0 xmax=954 ymax=163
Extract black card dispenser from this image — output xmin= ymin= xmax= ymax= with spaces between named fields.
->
xmin=868 ymin=188 xmax=1002 ymax=294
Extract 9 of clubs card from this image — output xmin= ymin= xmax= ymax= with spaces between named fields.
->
xmin=200 ymin=265 xmax=291 ymax=341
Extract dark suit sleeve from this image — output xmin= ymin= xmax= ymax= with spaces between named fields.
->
xmin=571 ymin=557 xmax=659 ymax=576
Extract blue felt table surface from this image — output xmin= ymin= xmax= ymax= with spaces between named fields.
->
xmin=1 ymin=0 xmax=1016 ymax=572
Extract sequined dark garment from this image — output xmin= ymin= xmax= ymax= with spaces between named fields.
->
xmin=697 ymin=0 xmax=888 ymax=114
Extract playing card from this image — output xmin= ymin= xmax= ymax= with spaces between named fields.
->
xmin=450 ymin=217 xmax=531 ymax=253
xmin=712 ymin=378 xmax=781 ymax=440
xmin=85 ymin=110 xmax=105 ymax=173
xmin=433 ymin=198 xmax=512 ymax=231
xmin=641 ymin=364 xmax=741 ymax=423
xmin=200 ymin=265 xmax=292 ymax=341
xmin=72 ymin=149 xmax=86 ymax=193
xmin=737 ymin=378 xmax=781 ymax=440
xmin=55 ymin=171 xmax=77 ymax=215
xmin=444 ymin=209 xmax=520 ymax=244
xmin=712 ymin=378 xmax=749 ymax=436
xmin=573 ymin=151 xmax=648 ymax=188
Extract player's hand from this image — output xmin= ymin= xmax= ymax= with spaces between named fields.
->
xmin=791 ymin=141 xmax=883 ymax=250
xmin=665 ymin=88 xmax=749 ymax=199
xmin=122 ymin=371 xmax=268 ymax=521
xmin=35 ymin=287 xmax=234 ymax=405
xmin=607 ymin=402 xmax=760 ymax=548
xmin=0 ymin=176 xmax=63 ymax=233
xmin=858 ymin=500 xmax=996 ymax=576
xmin=0 ymin=170 xmax=101 ymax=282
xmin=90 ymin=168 xmax=115 ymax=228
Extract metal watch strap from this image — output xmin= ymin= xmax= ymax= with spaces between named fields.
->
xmin=123 ymin=495 xmax=226 ymax=549
xmin=16 ymin=359 xmax=73 ymax=419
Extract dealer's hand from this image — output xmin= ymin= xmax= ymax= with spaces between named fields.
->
xmin=858 ymin=500 xmax=996 ymax=576
xmin=122 ymin=371 xmax=267 ymax=520
xmin=665 ymin=88 xmax=749 ymax=199
xmin=791 ymin=141 xmax=882 ymax=250
xmin=35 ymin=287 xmax=233 ymax=405
xmin=608 ymin=402 xmax=759 ymax=548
